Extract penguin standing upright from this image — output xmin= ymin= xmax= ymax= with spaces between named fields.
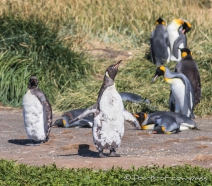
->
xmin=167 ymin=18 xmax=191 ymax=61
xmin=175 ymin=48 xmax=201 ymax=107
xmin=152 ymin=66 xmax=195 ymax=118
xmin=150 ymin=17 xmax=171 ymax=66
xmin=22 ymin=76 xmax=52 ymax=145
xmin=69 ymin=60 xmax=140 ymax=158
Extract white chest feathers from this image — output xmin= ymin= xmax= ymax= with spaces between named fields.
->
xmin=22 ymin=90 xmax=46 ymax=141
xmin=93 ymin=84 xmax=124 ymax=150
xmin=99 ymin=84 xmax=124 ymax=119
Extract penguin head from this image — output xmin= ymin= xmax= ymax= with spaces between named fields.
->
xmin=152 ymin=125 xmax=167 ymax=134
xmin=105 ymin=60 xmax=122 ymax=81
xmin=170 ymin=18 xmax=184 ymax=30
xmin=181 ymin=19 xmax=191 ymax=33
xmin=152 ymin=66 xmax=166 ymax=82
xmin=179 ymin=48 xmax=192 ymax=58
xmin=133 ymin=112 xmax=148 ymax=126
xmin=28 ymin=76 xmax=38 ymax=89
xmin=156 ymin=17 xmax=165 ymax=25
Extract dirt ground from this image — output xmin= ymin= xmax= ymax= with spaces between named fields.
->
xmin=0 ymin=107 xmax=212 ymax=171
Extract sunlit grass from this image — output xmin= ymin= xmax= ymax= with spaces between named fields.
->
xmin=0 ymin=0 xmax=211 ymax=116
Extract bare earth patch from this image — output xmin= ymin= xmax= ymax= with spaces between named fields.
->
xmin=0 ymin=108 xmax=212 ymax=171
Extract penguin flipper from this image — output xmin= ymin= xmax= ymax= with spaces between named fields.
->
xmin=169 ymin=91 xmax=175 ymax=112
xmin=178 ymin=73 xmax=195 ymax=117
xmin=123 ymin=109 xmax=141 ymax=129
xmin=68 ymin=103 xmax=97 ymax=125
xmin=150 ymin=33 xmax=157 ymax=65
xmin=173 ymin=35 xmax=184 ymax=59
xmin=119 ymin=92 xmax=142 ymax=103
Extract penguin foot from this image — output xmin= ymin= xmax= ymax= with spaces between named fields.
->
xmin=99 ymin=152 xmax=107 ymax=158
xmin=108 ymin=149 xmax=120 ymax=157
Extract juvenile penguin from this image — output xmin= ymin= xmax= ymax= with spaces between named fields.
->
xmin=175 ymin=48 xmax=201 ymax=107
xmin=54 ymin=108 xmax=94 ymax=128
xmin=69 ymin=60 xmax=140 ymax=157
xmin=134 ymin=111 xmax=198 ymax=131
xmin=167 ymin=18 xmax=191 ymax=61
xmin=152 ymin=66 xmax=195 ymax=118
xmin=22 ymin=76 xmax=52 ymax=145
xmin=150 ymin=17 xmax=171 ymax=66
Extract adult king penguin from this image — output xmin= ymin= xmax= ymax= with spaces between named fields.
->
xmin=152 ymin=66 xmax=195 ymax=119
xmin=22 ymin=76 xmax=52 ymax=145
xmin=167 ymin=18 xmax=191 ymax=61
xmin=175 ymin=48 xmax=201 ymax=107
xmin=69 ymin=60 xmax=140 ymax=158
xmin=150 ymin=17 xmax=171 ymax=66
xmin=134 ymin=111 xmax=198 ymax=131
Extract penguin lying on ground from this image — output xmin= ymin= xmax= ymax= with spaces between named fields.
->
xmin=54 ymin=108 xmax=94 ymax=128
xmin=167 ymin=18 xmax=191 ymax=61
xmin=54 ymin=92 xmax=150 ymax=128
xmin=175 ymin=48 xmax=201 ymax=107
xmin=150 ymin=17 xmax=171 ymax=66
xmin=152 ymin=66 xmax=195 ymax=118
xmin=68 ymin=60 xmax=140 ymax=158
xmin=22 ymin=76 xmax=52 ymax=145
xmin=133 ymin=111 xmax=199 ymax=132
xmin=153 ymin=115 xmax=180 ymax=134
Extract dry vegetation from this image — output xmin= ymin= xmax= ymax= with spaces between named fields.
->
xmin=0 ymin=0 xmax=211 ymax=116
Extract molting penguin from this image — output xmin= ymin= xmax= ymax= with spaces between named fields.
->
xmin=22 ymin=76 xmax=52 ymax=145
xmin=167 ymin=18 xmax=191 ymax=61
xmin=54 ymin=108 xmax=94 ymax=128
xmin=69 ymin=60 xmax=140 ymax=158
xmin=152 ymin=66 xmax=195 ymax=118
xmin=134 ymin=111 xmax=198 ymax=131
xmin=175 ymin=48 xmax=201 ymax=107
xmin=150 ymin=17 xmax=171 ymax=66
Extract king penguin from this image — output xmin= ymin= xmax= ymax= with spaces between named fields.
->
xmin=133 ymin=111 xmax=198 ymax=131
xmin=69 ymin=60 xmax=140 ymax=158
xmin=153 ymin=115 xmax=180 ymax=134
xmin=53 ymin=108 xmax=94 ymax=128
xmin=167 ymin=18 xmax=191 ymax=61
xmin=22 ymin=76 xmax=52 ymax=145
xmin=152 ymin=66 xmax=195 ymax=118
xmin=150 ymin=17 xmax=171 ymax=66
xmin=175 ymin=48 xmax=201 ymax=107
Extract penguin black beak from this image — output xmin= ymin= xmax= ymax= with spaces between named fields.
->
xmin=113 ymin=60 xmax=122 ymax=69
xmin=151 ymin=75 xmax=158 ymax=83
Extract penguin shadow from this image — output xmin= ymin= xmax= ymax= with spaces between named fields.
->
xmin=8 ymin=139 xmax=33 ymax=146
xmin=59 ymin=144 xmax=99 ymax=158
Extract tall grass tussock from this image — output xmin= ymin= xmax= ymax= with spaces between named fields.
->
xmin=0 ymin=0 xmax=211 ymax=116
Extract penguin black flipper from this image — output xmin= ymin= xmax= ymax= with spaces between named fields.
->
xmin=119 ymin=92 xmax=142 ymax=103
xmin=31 ymin=88 xmax=53 ymax=141
xmin=68 ymin=103 xmax=98 ymax=126
xmin=123 ymin=109 xmax=141 ymax=129
xmin=177 ymin=73 xmax=195 ymax=117
xmin=169 ymin=91 xmax=175 ymax=112
xmin=172 ymin=35 xmax=185 ymax=59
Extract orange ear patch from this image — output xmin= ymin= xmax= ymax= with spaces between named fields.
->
xmin=181 ymin=52 xmax=188 ymax=58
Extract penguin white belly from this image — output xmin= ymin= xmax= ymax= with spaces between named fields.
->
xmin=23 ymin=91 xmax=46 ymax=141
xmin=170 ymin=79 xmax=186 ymax=114
xmin=93 ymin=85 xmax=124 ymax=150
xmin=167 ymin=29 xmax=179 ymax=61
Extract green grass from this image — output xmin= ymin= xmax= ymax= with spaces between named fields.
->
xmin=0 ymin=159 xmax=211 ymax=185
xmin=0 ymin=0 xmax=211 ymax=116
